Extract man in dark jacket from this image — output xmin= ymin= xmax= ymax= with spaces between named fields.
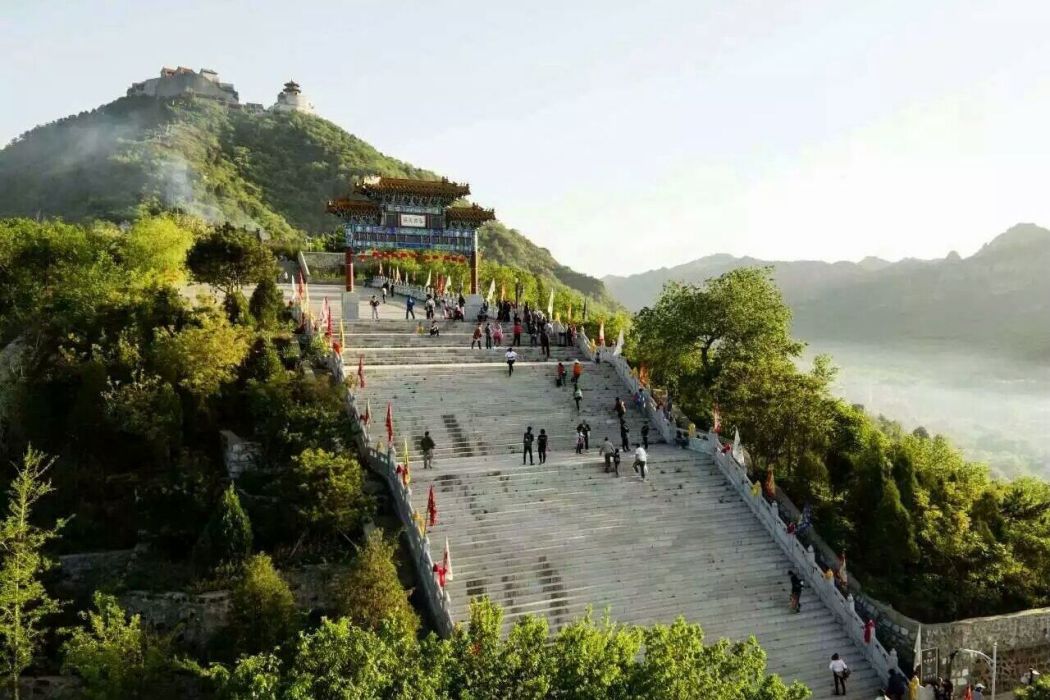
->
xmin=522 ymin=427 xmax=535 ymax=465
xmin=420 ymin=431 xmax=436 ymax=469
xmin=537 ymin=429 xmax=549 ymax=464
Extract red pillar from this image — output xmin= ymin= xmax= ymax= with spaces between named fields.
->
xmin=345 ymin=247 xmax=354 ymax=292
xmin=470 ymin=229 xmax=480 ymax=294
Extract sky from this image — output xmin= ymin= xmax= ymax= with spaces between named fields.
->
xmin=3 ymin=1 xmax=1050 ymax=277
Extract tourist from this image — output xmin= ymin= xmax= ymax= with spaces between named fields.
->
xmin=429 ymin=320 xmax=440 ymax=337
xmin=601 ymin=437 xmax=615 ymax=472
xmin=505 ymin=346 xmax=519 ymax=376
xmin=1022 ymin=668 xmax=1041 ymax=686
xmin=484 ymin=322 xmax=493 ymax=349
xmin=471 ymin=324 xmax=483 ymax=349
xmin=578 ymin=420 xmax=591 ymax=450
xmin=572 ymin=360 xmax=583 ymax=386
xmin=612 ymin=447 xmax=622 ymax=476
xmin=634 ymin=387 xmax=647 ymax=411
xmin=575 ymin=429 xmax=585 ymax=454
xmin=416 ymin=321 xmax=424 ymax=335
xmin=614 ymin=396 xmax=626 ymax=420
xmin=420 ymin=431 xmax=436 ymax=469
xmin=573 ymin=384 xmax=583 ymax=412
xmin=633 ymin=443 xmax=648 ymax=480
xmin=405 ymin=295 xmax=416 ymax=319
xmin=493 ymin=322 xmax=504 ymax=346
xmin=829 ymin=653 xmax=849 ymax=696
xmin=425 ymin=295 xmax=436 ymax=319
xmin=381 ymin=284 xmax=387 ymax=304
xmin=788 ymin=570 xmax=804 ymax=613
xmin=620 ymin=421 xmax=631 ymax=451
xmin=556 ymin=361 xmax=566 ymax=387
xmin=522 ymin=426 xmax=535 ymax=465
xmin=641 ymin=422 xmax=650 ymax=450
xmin=370 ymin=294 xmax=381 ymax=321
xmin=886 ymin=670 xmax=908 ymax=700
xmin=540 ymin=325 xmax=551 ymax=359
xmin=513 ymin=319 xmax=523 ymax=346
xmin=538 ymin=428 xmax=548 ymax=464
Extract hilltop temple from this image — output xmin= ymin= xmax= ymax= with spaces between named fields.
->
xmin=126 ymin=68 xmax=316 ymax=115
xmin=271 ymin=80 xmax=315 ymax=114
xmin=127 ymin=67 xmax=239 ymax=103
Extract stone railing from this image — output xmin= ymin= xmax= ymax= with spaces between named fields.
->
xmin=575 ymin=328 xmax=675 ymax=445
xmin=578 ymin=330 xmax=899 ymax=685
xmin=705 ymin=436 xmax=899 ymax=683
xmin=328 ymin=350 xmax=455 ymax=636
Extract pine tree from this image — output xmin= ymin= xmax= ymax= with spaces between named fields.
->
xmin=195 ymin=485 xmax=253 ymax=572
xmin=332 ymin=530 xmax=418 ymax=633
xmin=228 ymin=554 xmax=298 ymax=655
xmin=0 ymin=447 xmax=65 ymax=700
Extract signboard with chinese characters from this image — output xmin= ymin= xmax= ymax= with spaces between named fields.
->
xmin=345 ymin=223 xmax=475 ymax=253
xmin=920 ymin=648 xmax=939 ymax=682
xmin=399 ymin=213 xmax=426 ymax=227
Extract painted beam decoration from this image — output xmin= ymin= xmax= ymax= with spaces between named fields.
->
xmin=326 ymin=176 xmax=494 ymax=253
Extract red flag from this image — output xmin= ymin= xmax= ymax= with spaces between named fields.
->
xmin=864 ymin=619 xmax=875 ymax=644
xmin=362 ymin=400 xmax=371 ymax=426
xmin=358 ymin=356 xmax=366 ymax=388
xmin=427 ymin=485 xmax=438 ymax=526
xmin=386 ymin=402 xmax=394 ymax=444
xmin=432 ymin=562 xmax=448 ymax=587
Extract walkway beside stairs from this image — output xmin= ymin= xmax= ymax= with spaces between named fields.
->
xmin=344 ymin=289 xmax=883 ymax=699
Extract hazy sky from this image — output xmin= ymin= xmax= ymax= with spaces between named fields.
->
xmin=4 ymin=1 xmax=1050 ymax=277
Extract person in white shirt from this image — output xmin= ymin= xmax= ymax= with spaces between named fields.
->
xmin=632 ymin=443 xmax=648 ymax=480
xmin=829 ymin=653 xmax=849 ymax=696
xmin=505 ymin=347 xmax=519 ymax=376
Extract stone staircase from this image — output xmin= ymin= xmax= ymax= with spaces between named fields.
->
xmin=347 ymin=306 xmax=882 ymax=699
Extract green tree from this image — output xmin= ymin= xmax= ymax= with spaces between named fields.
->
xmin=195 ymin=485 xmax=253 ymax=572
xmin=61 ymin=593 xmax=172 ymax=700
xmin=186 ymin=224 xmax=277 ymax=297
xmin=249 ymin=277 xmax=285 ymax=329
xmin=154 ymin=309 xmax=250 ymax=399
xmin=228 ymin=554 xmax=297 ymax=655
xmin=0 ymin=447 xmax=65 ymax=700
xmin=332 ymin=530 xmax=418 ymax=633
xmin=290 ymin=448 xmax=371 ymax=540
xmin=1017 ymin=675 xmax=1050 ymax=700
xmin=120 ymin=215 xmax=194 ymax=285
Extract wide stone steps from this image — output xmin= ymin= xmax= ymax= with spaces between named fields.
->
xmin=343 ymin=307 xmax=880 ymax=699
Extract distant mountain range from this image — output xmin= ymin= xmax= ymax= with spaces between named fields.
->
xmin=604 ymin=224 xmax=1050 ymax=359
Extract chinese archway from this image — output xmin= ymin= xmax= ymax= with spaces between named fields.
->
xmin=326 ymin=176 xmax=495 ymax=295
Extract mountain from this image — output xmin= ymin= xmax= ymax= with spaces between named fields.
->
xmin=0 ymin=93 xmax=615 ymax=305
xmin=605 ymin=224 xmax=1050 ymax=358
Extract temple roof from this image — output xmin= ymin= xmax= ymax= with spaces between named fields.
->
xmin=354 ymin=176 xmax=471 ymax=199
xmin=325 ymin=196 xmax=382 ymax=216
xmin=445 ymin=203 xmax=496 ymax=224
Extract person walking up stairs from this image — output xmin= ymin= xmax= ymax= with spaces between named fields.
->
xmin=522 ymin=426 xmax=535 ymax=465
xmin=538 ymin=429 xmax=548 ymax=464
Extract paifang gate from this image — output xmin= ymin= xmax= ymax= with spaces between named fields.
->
xmin=326 ymin=176 xmax=495 ymax=294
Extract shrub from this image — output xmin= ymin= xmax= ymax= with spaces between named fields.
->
xmin=62 ymin=593 xmax=173 ymax=699
xmin=194 ymin=485 xmax=252 ymax=572
xmin=332 ymin=530 xmax=418 ymax=633
xmin=249 ymin=278 xmax=284 ymax=329
xmin=291 ymin=448 xmax=371 ymax=539
xmin=228 ymin=554 xmax=298 ymax=655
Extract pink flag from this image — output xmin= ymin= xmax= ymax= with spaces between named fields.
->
xmin=386 ymin=402 xmax=394 ymax=444
xmin=598 ymin=321 xmax=606 ymax=346
xmin=358 ymin=356 xmax=366 ymax=388
xmin=442 ymin=537 xmax=454 ymax=582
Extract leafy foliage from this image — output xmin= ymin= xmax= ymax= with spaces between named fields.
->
xmin=186 ymin=224 xmax=277 ymax=296
xmin=630 ymin=268 xmax=1050 ymax=620
xmin=227 ymin=554 xmax=298 ymax=655
xmin=0 ymin=447 xmax=65 ymax=700
xmin=194 ymin=485 xmax=253 ymax=573
xmin=61 ymin=593 xmax=173 ymax=700
xmin=290 ymin=448 xmax=371 ymax=540
xmin=331 ymin=530 xmax=418 ymax=634
xmin=219 ymin=597 xmax=809 ymax=699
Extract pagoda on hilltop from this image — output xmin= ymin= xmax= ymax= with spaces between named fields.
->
xmin=272 ymin=80 xmax=315 ymax=114
xmin=327 ymin=176 xmax=495 ymax=316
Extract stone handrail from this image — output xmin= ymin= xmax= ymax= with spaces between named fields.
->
xmin=706 ymin=436 xmax=899 ymax=683
xmin=575 ymin=328 xmax=675 ymax=445
xmin=296 ymin=250 xmax=311 ymax=281
xmin=573 ymin=330 xmax=898 ymax=684
xmin=327 ymin=350 xmax=455 ymax=637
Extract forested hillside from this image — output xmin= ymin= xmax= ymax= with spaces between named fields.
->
xmin=0 ymin=95 xmax=615 ymax=306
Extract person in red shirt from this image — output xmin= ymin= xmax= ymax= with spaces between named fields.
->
xmin=470 ymin=324 xmax=483 ymax=350
xmin=572 ymin=360 xmax=583 ymax=386
xmin=513 ymin=321 xmax=523 ymax=346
